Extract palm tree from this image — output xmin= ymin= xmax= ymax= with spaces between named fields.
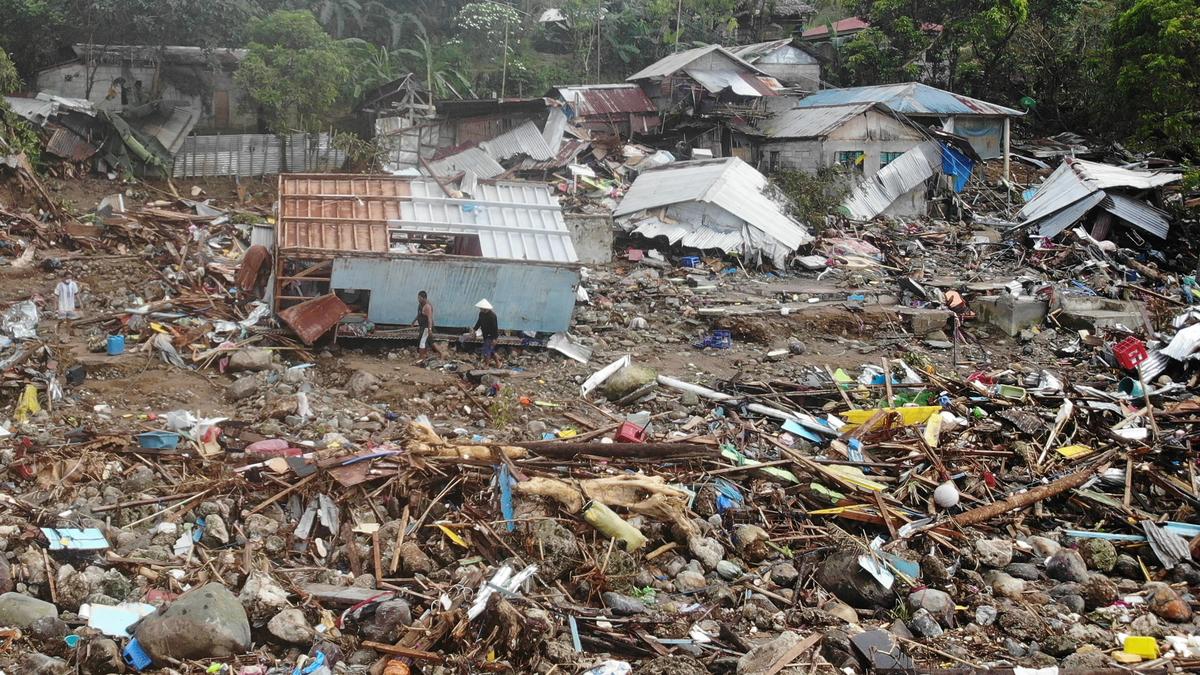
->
xmin=396 ymin=14 xmax=475 ymax=99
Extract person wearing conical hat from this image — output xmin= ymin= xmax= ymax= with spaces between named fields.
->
xmin=472 ymin=298 xmax=501 ymax=367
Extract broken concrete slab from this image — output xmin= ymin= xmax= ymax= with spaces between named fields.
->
xmin=975 ymin=294 xmax=1049 ymax=336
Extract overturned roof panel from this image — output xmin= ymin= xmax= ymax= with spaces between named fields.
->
xmin=760 ymin=103 xmax=873 ymax=138
xmin=1019 ymin=158 xmax=1182 ymax=236
xmin=553 ymin=84 xmax=657 ymax=116
xmin=613 ymin=157 xmax=811 ymax=266
xmin=842 ymin=141 xmax=942 ymax=220
xmin=795 ymin=82 xmax=1022 ymax=117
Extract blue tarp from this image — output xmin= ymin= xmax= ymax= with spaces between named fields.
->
xmin=940 ymin=144 xmax=974 ymax=193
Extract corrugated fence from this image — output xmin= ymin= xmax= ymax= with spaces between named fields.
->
xmin=172 ymin=132 xmax=346 ymax=178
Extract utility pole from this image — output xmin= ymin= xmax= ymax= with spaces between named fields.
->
xmin=674 ymin=0 xmax=683 ymax=52
xmin=500 ymin=13 xmax=510 ymax=99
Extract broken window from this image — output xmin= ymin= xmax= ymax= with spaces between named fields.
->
xmin=881 ymin=151 xmax=904 ymax=167
xmin=836 ymin=150 xmax=865 ymax=171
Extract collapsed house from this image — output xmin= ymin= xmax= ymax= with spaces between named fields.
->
xmin=267 ymin=174 xmax=581 ymax=342
xmin=1017 ymin=158 xmax=1183 ymax=241
xmin=36 ymin=44 xmax=254 ymax=132
xmin=550 ymin=84 xmax=661 ymax=137
xmin=730 ymin=39 xmax=822 ymax=91
xmin=791 ymin=82 xmax=1022 ymax=165
xmin=613 ymin=157 xmax=812 ymax=267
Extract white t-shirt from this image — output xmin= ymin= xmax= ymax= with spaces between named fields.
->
xmin=55 ymin=280 xmax=79 ymax=313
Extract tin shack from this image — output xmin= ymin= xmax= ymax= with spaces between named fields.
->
xmin=273 ymin=174 xmax=580 ymax=341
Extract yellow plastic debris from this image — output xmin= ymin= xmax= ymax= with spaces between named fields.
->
xmin=557 ymin=428 xmax=578 ymax=439
xmin=923 ymin=413 xmax=943 ymax=448
xmin=1123 ymin=636 xmax=1159 ymax=659
xmin=1112 ymin=651 xmax=1143 ymax=664
xmin=436 ymin=524 xmax=468 ymax=548
xmin=823 ymin=464 xmax=888 ymax=491
xmin=1056 ymin=444 xmax=1094 ymax=459
xmin=14 ymin=384 xmax=41 ymax=423
xmin=842 ymin=406 xmax=940 ymax=427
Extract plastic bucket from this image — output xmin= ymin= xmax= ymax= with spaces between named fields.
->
xmin=106 ymin=335 xmax=125 ymax=356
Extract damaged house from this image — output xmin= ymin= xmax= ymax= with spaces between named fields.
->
xmin=791 ymin=82 xmax=1022 ymax=166
xmin=550 ymin=84 xmax=660 ymax=138
xmin=36 ymin=44 xmax=255 ymax=132
xmin=1017 ymin=158 xmax=1182 ymax=242
xmin=626 ymin=45 xmax=782 ymax=159
xmin=730 ymin=39 xmax=822 ymax=91
xmin=613 ymin=157 xmax=812 ymax=267
xmin=269 ymin=174 xmax=580 ymax=343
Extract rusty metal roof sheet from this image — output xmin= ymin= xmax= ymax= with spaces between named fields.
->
xmin=795 ymin=82 xmax=1022 ymax=117
xmin=45 ymin=127 xmax=98 ymax=162
xmin=553 ymin=84 xmax=658 ymax=116
xmin=278 ymin=293 xmax=350 ymax=345
xmin=277 ymin=175 xmax=404 ymax=253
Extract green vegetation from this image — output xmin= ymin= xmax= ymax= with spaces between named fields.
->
xmin=771 ymin=167 xmax=851 ymax=225
xmin=0 ymin=48 xmax=39 ymax=162
xmin=0 ymin=0 xmax=1194 ymax=160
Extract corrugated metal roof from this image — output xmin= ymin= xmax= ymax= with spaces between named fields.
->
xmin=554 ymin=84 xmax=658 ymax=115
xmin=1103 ymin=193 xmax=1170 ymax=239
xmin=133 ymin=105 xmax=197 ymax=156
xmin=842 ymin=141 xmax=941 ymax=220
xmin=795 ymin=82 xmax=1023 ymax=117
xmin=426 ymin=147 xmax=504 ymax=179
xmin=626 ymin=44 xmax=767 ymax=81
xmin=801 ymin=17 xmax=870 ymax=37
xmin=278 ymin=175 xmax=402 ymax=253
xmin=4 ymin=96 xmax=57 ymax=126
xmin=1020 ymin=158 xmax=1181 ymax=235
xmin=280 ymin=174 xmax=578 ymax=264
xmin=395 ymin=179 xmax=578 ymax=263
xmin=518 ymin=139 xmax=588 ymax=171
xmin=760 ymin=103 xmax=872 ymax=138
xmin=479 ymin=120 xmax=554 ymax=162
xmin=685 ymin=68 xmax=779 ymax=96
xmin=730 ymin=39 xmax=819 ymax=65
xmin=278 ymin=293 xmax=350 ymax=345
xmin=45 ymin=127 xmax=98 ymax=161
xmin=173 ymin=133 xmax=345 ymax=178
xmin=613 ymin=157 xmax=811 ymax=266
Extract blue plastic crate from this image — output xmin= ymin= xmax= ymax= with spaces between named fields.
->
xmin=123 ymin=638 xmax=152 ymax=671
xmin=137 ymin=431 xmax=181 ymax=450
xmin=681 ymin=256 xmax=701 ymax=268
xmin=694 ymin=330 xmax=733 ymax=350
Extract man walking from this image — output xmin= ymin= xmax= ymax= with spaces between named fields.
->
xmin=472 ymin=299 xmax=501 ymax=367
xmin=412 ymin=290 xmax=434 ymax=360
xmin=55 ymin=274 xmax=81 ymax=319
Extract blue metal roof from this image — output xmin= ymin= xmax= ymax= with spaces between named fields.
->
xmin=794 ymin=82 xmax=1022 ymax=117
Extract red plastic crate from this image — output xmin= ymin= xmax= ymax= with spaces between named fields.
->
xmin=1114 ymin=336 xmax=1149 ymax=370
xmin=614 ymin=422 xmax=648 ymax=443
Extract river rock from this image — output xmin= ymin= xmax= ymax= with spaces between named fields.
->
xmin=228 ymin=348 xmax=273 ymax=372
xmin=908 ymin=588 xmax=954 ymax=623
xmin=1146 ymin=582 xmax=1193 ymax=622
xmin=815 ymin=550 xmax=895 ymax=609
xmin=603 ymin=365 xmax=657 ymax=401
xmin=1046 ymin=550 xmax=1088 ymax=582
xmin=0 ymin=592 xmax=57 ymax=628
xmin=975 ymin=538 xmax=1013 ymax=568
xmin=984 ymin=570 xmax=1026 ymax=599
xmin=1081 ymin=574 xmax=1118 ymax=609
xmin=267 ymin=607 xmax=314 ymax=644
xmin=737 ymin=631 xmax=802 ymax=674
xmin=687 ymin=535 xmax=724 ymax=571
xmin=602 ymin=591 xmax=647 ymax=615
xmin=1078 ymin=539 xmax=1117 ymax=572
xmin=134 ymin=582 xmax=251 ymax=660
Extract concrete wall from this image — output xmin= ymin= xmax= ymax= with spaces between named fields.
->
xmin=37 ymin=61 xmax=257 ymax=131
xmin=330 ymin=255 xmax=580 ymax=333
xmin=564 ymin=214 xmax=615 ymax=264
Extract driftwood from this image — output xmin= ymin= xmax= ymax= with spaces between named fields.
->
xmin=952 ymin=453 xmax=1114 ymax=527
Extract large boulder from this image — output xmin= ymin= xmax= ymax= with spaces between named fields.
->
xmin=0 ymin=592 xmax=57 ymax=628
xmin=814 ymin=550 xmax=896 ymax=609
xmin=228 ymin=348 xmax=273 ymax=372
xmin=602 ymin=365 xmax=657 ymax=401
xmin=134 ymin=582 xmax=251 ymax=661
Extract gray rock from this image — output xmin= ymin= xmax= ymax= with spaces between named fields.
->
xmin=737 ymin=631 xmax=802 ymax=675
xmin=202 ymin=514 xmax=230 ymax=546
xmin=975 ymin=538 xmax=1014 ymax=568
xmin=526 ymin=420 xmax=547 ymax=435
xmin=1113 ymin=554 xmax=1141 ymax=579
xmin=1046 ymin=550 xmax=1088 ymax=582
xmin=0 ymin=592 xmax=57 ymax=628
xmin=675 ymin=570 xmax=707 ymax=592
xmin=134 ymin=582 xmax=251 ymax=661
xmin=267 ymin=608 xmax=314 ymax=644
xmin=769 ymin=562 xmax=799 ymax=587
xmin=908 ymin=588 xmax=954 ymax=623
xmin=732 ymin=524 xmax=770 ymax=562
xmin=815 ymin=550 xmax=895 ymax=609
xmin=984 ymin=570 xmax=1026 ymax=599
xmin=687 ymin=535 xmax=724 ymax=571
xmin=1042 ymin=634 xmax=1078 ymax=657
xmin=362 ymin=599 xmax=412 ymax=643
xmin=1059 ymin=594 xmax=1085 ymax=614
xmin=909 ymin=608 xmax=944 ymax=637
xmin=226 ymin=376 xmax=259 ymax=401
xmin=18 ymin=653 xmax=69 ymax=675
xmin=603 ymin=365 xmax=657 ymax=401
xmin=228 ymin=348 xmax=273 ymax=372
xmin=975 ymin=605 xmax=997 ymax=626
xmin=1061 ymin=651 xmax=1108 ymax=670
xmin=1081 ymin=574 xmax=1118 ymax=609
xmin=1129 ymin=612 xmax=1167 ymax=638
xmin=1005 ymin=562 xmax=1041 ymax=580
xmin=397 ymin=541 xmax=434 ymax=575
xmin=1028 ymin=535 xmax=1061 ymax=559
xmin=602 ymin=591 xmax=647 ymax=615
xmin=238 ymin=572 xmax=290 ymax=624
xmin=715 ymin=560 xmax=742 ymax=580
xmin=789 ymin=340 xmax=807 ymax=355
xmin=680 ymin=391 xmax=700 ymax=406
xmin=347 ymin=370 xmax=378 ymax=397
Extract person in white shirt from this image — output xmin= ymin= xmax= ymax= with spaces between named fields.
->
xmin=55 ymin=275 xmax=81 ymax=318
